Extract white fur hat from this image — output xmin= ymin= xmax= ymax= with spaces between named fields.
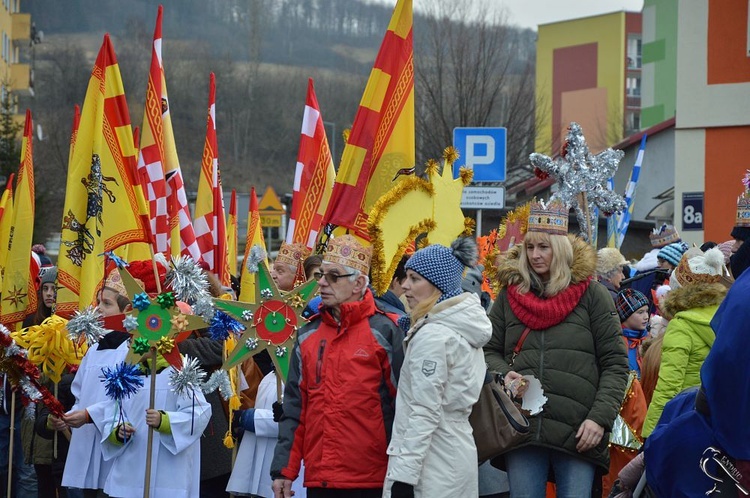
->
xmin=596 ymin=248 xmax=628 ymax=276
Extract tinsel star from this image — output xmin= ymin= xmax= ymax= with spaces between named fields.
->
xmin=529 ymin=122 xmax=627 ymax=241
xmin=214 ymin=260 xmax=318 ymax=381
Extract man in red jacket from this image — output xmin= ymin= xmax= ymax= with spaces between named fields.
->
xmin=271 ymin=235 xmax=404 ymax=498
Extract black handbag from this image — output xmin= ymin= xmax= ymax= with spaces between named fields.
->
xmin=469 ymin=370 xmax=530 ymax=462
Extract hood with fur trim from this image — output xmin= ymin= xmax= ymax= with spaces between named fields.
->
xmin=660 ymin=282 xmax=727 ymax=319
xmin=495 ymin=234 xmax=597 ymax=290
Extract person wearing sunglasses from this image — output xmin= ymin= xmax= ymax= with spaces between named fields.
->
xmin=271 ymin=235 xmax=404 ymax=498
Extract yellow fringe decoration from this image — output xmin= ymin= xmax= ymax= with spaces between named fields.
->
xmin=368 ymin=176 xmax=435 ymax=295
xmin=497 ymin=201 xmax=532 ymax=242
xmin=443 ymin=146 xmax=459 ymax=164
xmin=12 ymin=315 xmax=84 ymax=384
xmin=458 ymin=167 xmax=473 ymax=186
xmin=223 ymin=335 xmax=241 ymax=448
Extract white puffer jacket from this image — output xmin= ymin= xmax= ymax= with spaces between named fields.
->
xmin=383 ymin=293 xmax=492 ymax=498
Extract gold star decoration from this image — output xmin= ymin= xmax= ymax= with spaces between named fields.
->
xmin=214 ymin=260 xmax=318 ymax=381
xmin=2 ymin=285 xmax=27 ymax=309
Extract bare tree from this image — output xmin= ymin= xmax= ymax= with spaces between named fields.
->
xmin=414 ymin=0 xmax=537 ymax=171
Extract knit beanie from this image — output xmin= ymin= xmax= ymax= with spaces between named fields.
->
xmin=39 ymin=266 xmax=57 ymax=286
xmin=406 ymin=237 xmax=477 ymax=303
xmin=670 ymin=246 xmax=725 ymax=289
xmin=657 ymin=242 xmax=688 ymax=268
xmin=615 ymin=288 xmax=650 ymax=322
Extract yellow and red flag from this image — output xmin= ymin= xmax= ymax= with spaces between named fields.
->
xmin=227 ymin=189 xmax=238 ymax=278
xmin=322 ymin=0 xmax=414 ymax=239
xmin=69 ymin=104 xmax=80 ymax=165
xmin=136 ymin=6 xmax=201 ymax=262
xmin=0 ymin=110 xmax=37 ymax=325
xmin=194 ymin=72 xmax=228 ymax=286
xmin=239 ymin=187 xmax=267 ymax=303
xmin=0 ymin=173 xmax=14 ymax=227
xmin=57 ymin=35 xmax=150 ymax=315
xmin=286 ymin=78 xmax=336 ymax=249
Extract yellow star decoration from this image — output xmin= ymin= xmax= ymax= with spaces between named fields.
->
xmin=427 ymin=146 xmax=473 ymax=246
xmin=367 ymin=146 xmax=472 ymax=295
xmin=214 ymin=260 xmax=318 ymax=381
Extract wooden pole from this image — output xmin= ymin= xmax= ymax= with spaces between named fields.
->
xmin=53 ymin=383 xmax=58 ymax=459
xmin=7 ymin=391 xmax=15 ymax=498
xmin=275 ymin=371 xmax=282 ymax=403
xmin=143 ymin=347 xmax=158 ymax=498
xmin=578 ymin=192 xmax=593 ymax=243
xmin=149 ymin=246 xmax=163 ymax=294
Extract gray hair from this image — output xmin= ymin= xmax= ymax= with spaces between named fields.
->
xmin=322 ymin=261 xmax=370 ymax=293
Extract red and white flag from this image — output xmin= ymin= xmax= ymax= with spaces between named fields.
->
xmin=286 ymin=78 xmax=336 ymax=249
xmin=194 ymin=72 xmax=228 ymax=285
xmin=136 ymin=5 xmax=201 ymax=262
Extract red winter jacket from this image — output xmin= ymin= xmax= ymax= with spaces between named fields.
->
xmin=271 ymin=289 xmax=404 ymax=489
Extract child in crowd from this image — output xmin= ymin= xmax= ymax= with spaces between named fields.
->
xmin=615 ymin=288 xmax=650 ymax=379
xmin=98 ymin=354 xmax=211 ymax=498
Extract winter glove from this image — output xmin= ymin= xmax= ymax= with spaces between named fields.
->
xmin=391 ymin=481 xmax=414 ymax=498
xmin=233 ymin=408 xmax=256 ymax=433
xmin=272 ymin=401 xmax=283 ymax=422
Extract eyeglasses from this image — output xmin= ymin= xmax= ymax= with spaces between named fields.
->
xmin=313 ymin=271 xmax=355 ymax=284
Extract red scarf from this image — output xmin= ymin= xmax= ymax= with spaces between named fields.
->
xmin=506 ymin=278 xmax=591 ymax=330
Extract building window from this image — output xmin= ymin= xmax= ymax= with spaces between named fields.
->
xmin=626 ymin=111 xmax=641 ymax=133
xmin=627 ymin=76 xmax=641 ymax=96
xmin=627 ymin=35 xmax=642 ymax=69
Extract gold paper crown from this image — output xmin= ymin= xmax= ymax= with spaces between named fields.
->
xmin=324 ymin=235 xmax=372 ymax=275
xmin=276 ymin=242 xmax=311 ymax=269
xmin=104 ymin=268 xmax=143 ymax=300
xmin=527 ymin=199 xmax=568 ymax=235
xmin=649 ymin=224 xmax=680 ymax=248
xmin=736 ymin=171 xmax=750 ymax=227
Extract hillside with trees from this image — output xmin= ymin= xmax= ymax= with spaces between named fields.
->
xmin=17 ymin=0 xmax=537 ymax=241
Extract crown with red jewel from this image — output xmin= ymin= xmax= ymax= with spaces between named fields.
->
xmin=527 ymin=199 xmax=569 ymax=236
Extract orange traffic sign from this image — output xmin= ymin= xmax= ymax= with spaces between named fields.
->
xmin=258 ymin=186 xmax=285 ymax=213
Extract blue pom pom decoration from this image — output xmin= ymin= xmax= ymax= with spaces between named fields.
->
xmin=100 ymin=362 xmax=144 ymax=402
xmin=209 ymin=311 xmax=245 ymax=342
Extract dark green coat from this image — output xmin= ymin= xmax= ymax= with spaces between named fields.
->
xmin=484 ymin=237 xmax=628 ymax=470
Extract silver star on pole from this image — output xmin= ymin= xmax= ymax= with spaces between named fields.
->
xmin=529 ymin=122 xmax=626 ymax=241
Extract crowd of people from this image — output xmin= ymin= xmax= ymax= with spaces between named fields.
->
xmin=0 ymin=194 xmax=748 ymax=498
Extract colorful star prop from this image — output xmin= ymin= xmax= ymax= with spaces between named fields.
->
xmin=214 ymin=261 xmax=318 ymax=380
xmin=118 ymin=266 xmax=205 ymax=368
xmin=428 ymin=146 xmax=474 ymax=245
xmin=529 ymin=122 xmax=626 ymax=242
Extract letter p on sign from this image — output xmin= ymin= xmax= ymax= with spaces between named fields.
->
xmin=453 ymin=127 xmax=507 ymax=182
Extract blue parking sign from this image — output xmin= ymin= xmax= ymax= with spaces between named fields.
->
xmin=453 ymin=127 xmax=507 ymax=182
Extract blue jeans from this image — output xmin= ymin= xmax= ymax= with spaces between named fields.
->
xmin=505 ymin=446 xmax=595 ymax=498
xmin=0 ymin=413 xmax=37 ymax=498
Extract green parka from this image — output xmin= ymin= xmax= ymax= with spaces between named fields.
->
xmin=641 ymin=282 xmax=726 ymax=437
xmin=484 ymin=236 xmax=629 ymax=470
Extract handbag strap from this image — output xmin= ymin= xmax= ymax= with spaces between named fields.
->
xmin=510 ymin=326 xmax=532 ymax=367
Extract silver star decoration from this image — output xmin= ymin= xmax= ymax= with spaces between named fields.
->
xmin=245 ymin=337 xmax=259 ymax=350
xmin=530 ymin=122 xmax=626 ymax=242
xmin=275 ymin=346 xmax=287 ymax=357
xmin=241 ymin=310 xmax=254 ymax=322
xmin=261 ymin=289 xmax=273 ymax=300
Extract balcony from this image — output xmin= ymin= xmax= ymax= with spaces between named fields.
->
xmin=626 ymin=95 xmax=641 ymax=109
xmin=10 ymin=63 xmax=33 ymax=96
xmin=11 ymin=13 xmax=30 ymax=42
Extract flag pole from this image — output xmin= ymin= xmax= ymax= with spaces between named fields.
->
xmin=7 ymin=391 xmax=15 ymax=498
xmin=53 ymin=382 xmax=58 ymax=459
xmin=143 ymin=248 xmax=163 ymax=498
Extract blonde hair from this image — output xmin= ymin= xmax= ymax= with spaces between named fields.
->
xmin=409 ymin=287 xmax=442 ymax=324
xmin=517 ymin=231 xmax=573 ymax=297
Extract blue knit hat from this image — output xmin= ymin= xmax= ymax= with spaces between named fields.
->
xmin=405 ymin=238 xmax=477 ymax=303
xmin=657 ymin=242 xmax=688 ymax=267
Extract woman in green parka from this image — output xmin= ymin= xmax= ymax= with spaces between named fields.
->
xmin=484 ymin=201 xmax=628 ymax=498
xmin=642 ymin=246 xmax=728 ymax=437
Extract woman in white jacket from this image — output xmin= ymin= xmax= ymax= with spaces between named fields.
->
xmin=383 ymin=238 xmax=492 ymax=498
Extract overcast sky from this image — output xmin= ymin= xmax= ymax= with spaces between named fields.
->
xmin=503 ymin=0 xmax=644 ymax=29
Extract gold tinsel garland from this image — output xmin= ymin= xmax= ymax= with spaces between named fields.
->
xmin=368 ymin=175 xmax=436 ymax=295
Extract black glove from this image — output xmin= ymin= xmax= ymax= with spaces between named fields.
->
xmin=390 ymin=481 xmax=414 ymax=498
xmin=272 ymin=401 xmax=283 ymax=422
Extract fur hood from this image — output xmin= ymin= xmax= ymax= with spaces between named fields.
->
xmin=660 ymin=282 xmax=727 ymax=319
xmin=495 ymin=235 xmax=597 ymax=290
